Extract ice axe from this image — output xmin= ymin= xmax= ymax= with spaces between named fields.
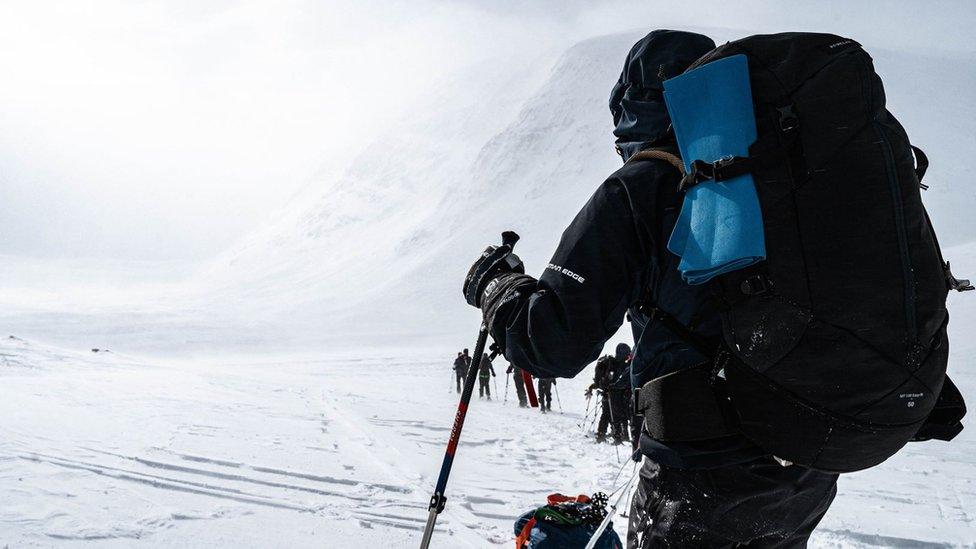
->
xmin=420 ymin=231 xmax=521 ymax=549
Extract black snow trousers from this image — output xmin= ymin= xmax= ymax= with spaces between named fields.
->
xmin=512 ymin=368 xmax=528 ymax=406
xmin=627 ymin=458 xmax=838 ymax=548
xmin=479 ymin=376 xmax=491 ymax=398
xmin=597 ymin=392 xmax=628 ymax=442
xmin=537 ymin=379 xmax=553 ymax=411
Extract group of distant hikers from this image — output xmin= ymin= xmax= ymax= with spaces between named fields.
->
xmin=447 ymin=28 xmax=968 ymax=549
xmin=452 ymin=348 xmax=559 ymax=412
xmin=451 ymin=340 xmax=639 ymax=448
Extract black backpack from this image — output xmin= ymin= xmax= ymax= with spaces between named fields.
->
xmin=635 ymin=33 xmax=969 ymax=473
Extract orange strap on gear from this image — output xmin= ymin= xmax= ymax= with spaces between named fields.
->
xmin=514 ymin=516 xmax=537 ymax=548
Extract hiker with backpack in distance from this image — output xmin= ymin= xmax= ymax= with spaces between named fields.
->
xmin=478 ymin=353 xmax=497 ymax=400
xmin=453 ymin=350 xmax=469 ymax=393
xmin=452 ymin=351 xmax=467 ymax=393
xmin=588 ymin=344 xmax=631 ymax=443
xmin=463 ymin=29 xmax=967 ymax=548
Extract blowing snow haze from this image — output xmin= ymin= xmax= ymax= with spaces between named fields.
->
xmin=0 ymin=1 xmax=974 ymax=352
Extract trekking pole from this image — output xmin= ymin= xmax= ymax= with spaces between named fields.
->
xmin=607 ymin=393 xmax=621 ymax=463
xmin=578 ymin=394 xmax=592 ymax=430
xmin=554 ymin=383 xmax=563 ymax=413
xmin=420 ymin=231 xmax=519 ymax=549
xmin=584 ymin=464 xmax=640 ymax=549
xmin=503 ymin=372 xmax=510 ymax=405
xmin=586 ymin=393 xmax=601 ymax=434
xmin=493 ymin=375 xmax=499 ymax=399
xmin=421 ymin=325 xmax=487 ymax=549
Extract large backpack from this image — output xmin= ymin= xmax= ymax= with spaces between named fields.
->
xmin=634 ymin=33 xmax=968 ymax=473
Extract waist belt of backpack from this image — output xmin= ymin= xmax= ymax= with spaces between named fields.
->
xmin=637 ymin=361 xmax=739 ymax=441
xmin=636 ymin=302 xmax=739 ymax=441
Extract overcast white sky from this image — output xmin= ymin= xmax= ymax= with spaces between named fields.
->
xmin=0 ymin=0 xmax=972 ymax=260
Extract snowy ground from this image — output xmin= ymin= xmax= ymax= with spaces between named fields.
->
xmin=2 ymin=303 xmax=974 ymax=548
xmin=0 ymin=341 xmax=636 ymax=547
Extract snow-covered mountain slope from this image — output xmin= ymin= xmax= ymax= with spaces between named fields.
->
xmin=194 ymin=29 xmax=976 ymax=350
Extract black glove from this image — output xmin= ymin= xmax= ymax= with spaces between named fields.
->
xmin=480 ymin=271 xmax=536 ymax=331
xmin=463 ymin=232 xmax=526 ymax=308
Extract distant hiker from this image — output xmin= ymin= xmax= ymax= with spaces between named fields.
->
xmin=463 ymin=30 xmax=967 ymax=547
xmin=478 ymin=354 xmax=496 ymax=399
xmin=588 ymin=344 xmax=630 ymax=443
xmin=537 ymin=378 xmax=555 ymax=412
xmin=452 ymin=353 xmax=468 ymax=393
xmin=608 ymin=345 xmax=632 ymax=445
xmin=507 ymin=364 xmax=529 ymax=407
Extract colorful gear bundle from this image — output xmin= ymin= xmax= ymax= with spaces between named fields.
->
xmin=514 ymin=492 xmax=622 ymax=549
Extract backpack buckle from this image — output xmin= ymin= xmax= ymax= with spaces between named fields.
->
xmin=679 ymin=156 xmax=752 ymax=192
xmin=777 ymin=105 xmax=799 ymax=132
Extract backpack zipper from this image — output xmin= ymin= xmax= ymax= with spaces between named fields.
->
xmin=874 ymin=122 xmax=917 ymax=343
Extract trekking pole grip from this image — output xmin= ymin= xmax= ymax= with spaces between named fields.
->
xmin=501 ymin=231 xmax=519 ymax=249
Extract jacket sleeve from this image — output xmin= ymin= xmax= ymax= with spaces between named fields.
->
xmin=491 ymin=176 xmax=655 ymax=379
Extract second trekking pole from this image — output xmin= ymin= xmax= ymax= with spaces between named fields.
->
xmin=554 ymin=383 xmax=563 ymax=413
xmin=503 ymin=372 xmax=510 ymax=405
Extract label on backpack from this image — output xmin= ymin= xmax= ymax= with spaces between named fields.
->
xmin=821 ymin=39 xmax=861 ymax=54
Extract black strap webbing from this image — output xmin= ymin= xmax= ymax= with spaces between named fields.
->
xmin=638 ymin=303 xmax=715 ymax=359
xmin=679 ymin=156 xmax=754 ymax=193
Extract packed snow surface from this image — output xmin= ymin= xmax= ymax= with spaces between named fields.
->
xmin=2 ymin=273 xmax=975 ymax=547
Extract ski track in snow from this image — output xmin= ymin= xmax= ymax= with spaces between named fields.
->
xmin=1 ymin=330 xmax=975 ymax=547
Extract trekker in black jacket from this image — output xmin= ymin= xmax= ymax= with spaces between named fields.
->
xmin=462 ymin=30 xmax=838 ymax=548
xmin=452 ymin=351 xmax=467 ymax=393
xmin=478 ymin=354 xmax=496 ymax=400
xmin=587 ymin=343 xmax=631 ymax=443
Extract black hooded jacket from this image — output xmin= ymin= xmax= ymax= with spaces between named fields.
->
xmin=490 ymin=30 xmax=764 ymax=468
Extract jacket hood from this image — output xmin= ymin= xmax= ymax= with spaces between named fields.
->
xmin=609 ymin=30 xmax=716 ymax=162
xmin=615 ymin=343 xmax=632 ymax=361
